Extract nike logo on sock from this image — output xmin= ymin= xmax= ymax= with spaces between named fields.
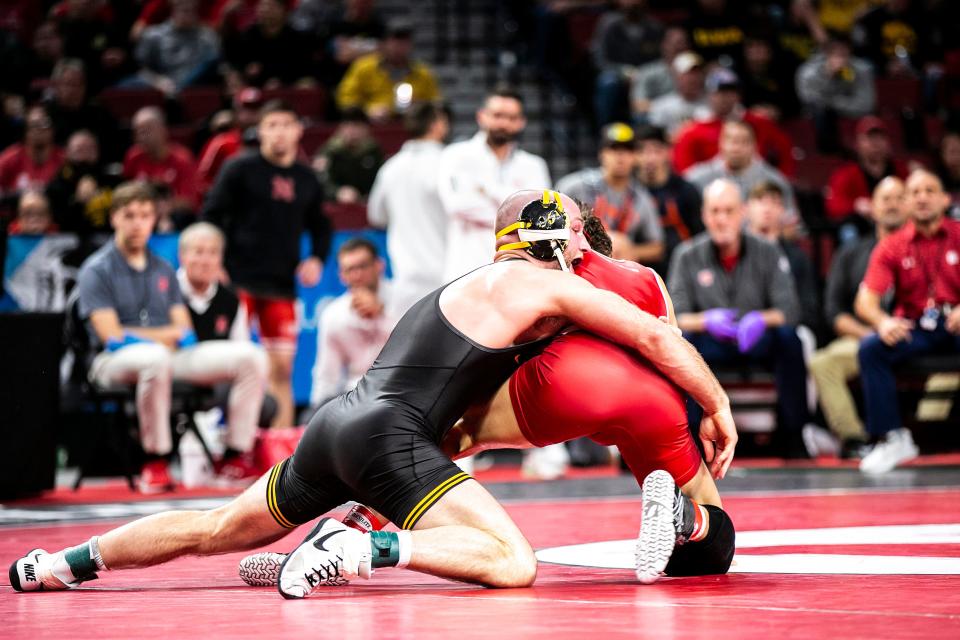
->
xmin=313 ymin=529 xmax=343 ymax=552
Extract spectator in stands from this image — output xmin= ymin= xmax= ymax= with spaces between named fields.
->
xmin=197 ymin=86 xmax=263 ymax=192
xmin=668 ymin=178 xmax=808 ymax=457
xmin=824 ymin=116 xmax=909 ymax=232
xmin=776 ymin=0 xmax=829 ymax=75
xmin=313 ymin=0 xmax=385 ymax=86
xmin=313 ymin=107 xmax=383 ymax=204
xmin=9 ymin=190 xmax=56 ymax=235
xmin=591 ymin=0 xmax=664 ymax=125
xmin=51 ymin=0 xmax=131 ymax=90
xmin=796 ymin=35 xmax=875 ymax=152
xmin=437 ymin=86 xmax=550 ymax=281
xmin=672 ymin=68 xmax=796 ymax=177
xmin=855 ymin=170 xmax=960 ymax=473
xmin=176 ymin=221 xmax=270 ymax=482
xmin=202 ymin=99 xmax=331 ymax=429
xmin=46 ymin=129 xmax=116 ymax=235
xmin=124 ymin=106 xmax=200 ymax=213
xmin=21 ymin=21 xmax=65 ymax=95
xmin=745 ymin=181 xmax=819 ymax=331
xmin=310 ymin=237 xmax=397 ymax=406
xmin=936 ymin=130 xmax=960 ymax=216
xmin=555 ymin=122 xmax=663 ymax=264
xmin=635 ymin=124 xmax=703 ymax=276
xmin=647 ymin=52 xmax=710 ymax=137
xmin=42 ymin=58 xmax=119 ymax=161
xmin=686 ymin=0 xmax=744 ymax=66
xmin=223 ymin=0 xmax=315 ymax=89
xmin=740 ymin=33 xmax=799 ymax=121
xmin=0 ymin=104 xmax=64 ymax=197
xmin=685 ymin=120 xmax=798 ymax=219
xmin=852 ymin=0 xmax=930 ymax=77
xmin=631 ymin=26 xmax=691 ymax=122
xmin=367 ymin=102 xmax=450 ymax=314
xmin=809 ymin=177 xmax=907 ymax=459
xmin=130 ymin=0 xmax=220 ymax=95
xmin=335 ymin=19 xmax=440 ymax=123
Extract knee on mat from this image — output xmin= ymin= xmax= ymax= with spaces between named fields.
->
xmin=494 ymin=542 xmax=538 ymax=588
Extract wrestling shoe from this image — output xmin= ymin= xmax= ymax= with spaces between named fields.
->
xmin=276 ymin=518 xmax=372 ymax=599
xmin=859 ymin=428 xmax=919 ymax=474
xmin=239 ymin=552 xmax=286 ymax=586
xmin=9 ymin=549 xmax=96 ymax=592
xmin=636 ymin=470 xmax=695 ymax=584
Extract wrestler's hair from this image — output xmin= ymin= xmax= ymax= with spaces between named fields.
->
xmin=579 ymin=202 xmax=613 ymax=257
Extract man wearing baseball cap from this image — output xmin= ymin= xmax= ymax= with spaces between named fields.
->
xmin=198 ymin=87 xmax=264 ymax=192
xmin=825 ymin=115 xmax=909 ymax=229
xmin=556 ymin=122 xmax=664 ymax=264
xmin=648 ymin=51 xmax=710 ymax=137
xmin=672 ymin=67 xmax=795 ymax=177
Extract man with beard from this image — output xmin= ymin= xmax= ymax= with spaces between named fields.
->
xmin=437 ymin=86 xmax=550 ymax=282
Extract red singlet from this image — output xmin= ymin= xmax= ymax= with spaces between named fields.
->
xmin=509 ymin=250 xmax=702 ymax=487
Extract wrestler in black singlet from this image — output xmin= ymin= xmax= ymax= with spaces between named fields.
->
xmin=267 ymin=270 xmax=545 ymax=530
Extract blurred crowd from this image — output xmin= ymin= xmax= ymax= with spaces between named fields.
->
xmin=1 ymin=0 xmax=959 ymax=488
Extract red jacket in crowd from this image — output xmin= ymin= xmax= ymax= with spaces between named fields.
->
xmin=197 ymin=129 xmax=244 ymax=193
xmin=672 ymin=112 xmax=796 ymax=177
xmin=824 ymin=160 xmax=910 ymax=220
xmin=0 ymin=144 xmax=64 ymax=194
xmin=123 ymin=143 xmax=200 ymax=209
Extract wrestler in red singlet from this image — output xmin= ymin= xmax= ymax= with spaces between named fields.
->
xmin=509 ymin=250 xmax=703 ymax=487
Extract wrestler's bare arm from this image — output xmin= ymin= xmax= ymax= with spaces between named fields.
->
xmin=515 ymin=269 xmax=729 ymax=416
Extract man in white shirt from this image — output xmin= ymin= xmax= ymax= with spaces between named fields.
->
xmin=648 ymin=52 xmax=710 ymax=137
xmin=176 ymin=222 xmax=269 ymax=482
xmin=437 ymin=86 xmax=551 ymax=281
xmin=311 ymin=237 xmax=398 ymax=406
xmin=367 ymin=103 xmax=450 ymax=314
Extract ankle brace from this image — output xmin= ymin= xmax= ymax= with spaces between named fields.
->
xmin=369 ymin=531 xmax=412 ymax=569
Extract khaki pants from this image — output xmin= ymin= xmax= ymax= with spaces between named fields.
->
xmin=90 ymin=340 xmax=269 ymax=455
xmin=808 ymin=336 xmax=866 ymax=441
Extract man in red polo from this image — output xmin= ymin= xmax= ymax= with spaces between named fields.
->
xmin=854 ymin=169 xmax=960 ymax=474
xmin=123 ymin=106 xmax=199 ymax=212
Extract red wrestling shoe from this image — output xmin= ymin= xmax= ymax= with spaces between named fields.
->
xmin=139 ymin=459 xmax=174 ymax=494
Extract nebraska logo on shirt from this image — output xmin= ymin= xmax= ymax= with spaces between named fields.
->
xmin=901 ymin=257 xmax=916 ymax=269
xmin=272 ymin=176 xmax=295 ymax=202
xmin=947 ymin=250 xmax=959 ymax=266
xmin=157 ymin=276 xmax=169 ymax=293
xmin=215 ymin=314 xmax=229 ymax=335
xmin=697 ymin=269 xmax=715 ymax=287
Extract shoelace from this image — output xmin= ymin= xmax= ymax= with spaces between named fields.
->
xmin=672 ymin=489 xmax=689 ymax=545
xmin=303 ymin=553 xmax=348 ymax=587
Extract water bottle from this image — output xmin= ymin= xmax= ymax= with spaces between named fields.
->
xmin=179 ymin=430 xmax=212 ymax=488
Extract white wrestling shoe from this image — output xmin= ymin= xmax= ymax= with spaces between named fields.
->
xmin=239 ymin=552 xmax=285 ymax=586
xmin=521 ymin=444 xmax=569 ymax=481
xmin=636 ymin=470 xmax=694 ymax=584
xmin=9 ymin=549 xmax=93 ymax=592
xmin=277 ymin=518 xmax=372 ymax=599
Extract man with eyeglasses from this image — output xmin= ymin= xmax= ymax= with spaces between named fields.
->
xmin=0 ymin=104 xmax=64 ymax=197
xmin=310 ymin=237 xmax=398 ymax=407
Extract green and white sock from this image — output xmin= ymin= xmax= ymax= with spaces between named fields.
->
xmin=56 ymin=537 xmax=107 ymax=583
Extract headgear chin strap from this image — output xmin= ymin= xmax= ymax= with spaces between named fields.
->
xmin=496 ymin=190 xmax=571 ymax=272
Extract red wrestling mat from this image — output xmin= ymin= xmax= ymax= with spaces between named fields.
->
xmin=3 ymin=489 xmax=960 ymax=639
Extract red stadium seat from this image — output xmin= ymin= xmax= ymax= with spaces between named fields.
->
xmin=792 ymin=153 xmax=845 ymax=194
xmin=300 ymin=123 xmax=337 ymax=156
xmin=262 ymin=86 xmax=325 ymax=121
xmin=179 ymin=87 xmax=225 ymax=122
xmin=875 ymin=77 xmax=922 ymax=115
xmin=370 ymin=123 xmax=408 ymax=156
xmin=99 ymin=87 xmax=165 ymax=121
xmin=323 ymin=201 xmax=368 ymax=230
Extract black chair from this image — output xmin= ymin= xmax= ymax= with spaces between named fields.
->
xmin=62 ymin=293 xmax=218 ymax=490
